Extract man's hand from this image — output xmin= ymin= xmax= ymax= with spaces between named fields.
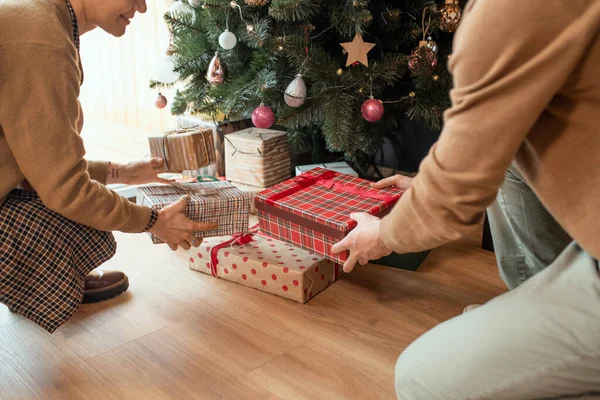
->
xmin=331 ymin=212 xmax=393 ymax=273
xmin=149 ymin=195 xmax=218 ymax=251
xmin=370 ymin=174 xmax=414 ymax=190
xmin=107 ymin=158 xmax=177 ymax=185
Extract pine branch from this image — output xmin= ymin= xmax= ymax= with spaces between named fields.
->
xmin=269 ymin=0 xmax=322 ymax=22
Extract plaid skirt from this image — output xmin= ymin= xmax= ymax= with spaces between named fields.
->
xmin=0 ymin=190 xmax=117 ymax=333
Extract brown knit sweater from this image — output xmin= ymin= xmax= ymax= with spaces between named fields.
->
xmin=381 ymin=0 xmax=600 ymax=259
xmin=0 ymin=0 xmax=151 ymax=233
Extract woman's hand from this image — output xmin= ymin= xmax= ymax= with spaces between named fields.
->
xmin=149 ymin=195 xmax=218 ymax=251
xmin=107 ymin=158 xmax=177 ymax=185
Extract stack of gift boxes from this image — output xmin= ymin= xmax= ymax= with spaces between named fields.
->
xmin=141 ymin=126 xmax=404 ymax=303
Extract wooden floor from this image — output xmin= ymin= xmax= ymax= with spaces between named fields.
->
xmin=1 ymin=117 xmax=507 ymax=399
xmin=0 ymin=227 xmax=506 ymax=400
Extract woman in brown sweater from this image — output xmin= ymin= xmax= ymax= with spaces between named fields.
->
xmin=0 ymin=0 xmax=216 ymax=333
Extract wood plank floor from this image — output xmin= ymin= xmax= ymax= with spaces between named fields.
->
xmin=0 ymin=227 xmax=506 ymax=400
xmin=1 ymin=117 xmax=507 ymax=399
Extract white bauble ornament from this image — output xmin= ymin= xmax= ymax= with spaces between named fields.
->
xmin=284 ymin=74 xmax=307 ymax=108
xmin=152 ymin=55 xmax=180 ymax=84
xmin=219 ymin=29 xmax=237 ymax=50
xmin=168 ymin=1 xmax=196 ymax=23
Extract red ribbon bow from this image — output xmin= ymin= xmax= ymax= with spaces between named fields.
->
xmin=209 ymin=225 xmax=259 ymax=277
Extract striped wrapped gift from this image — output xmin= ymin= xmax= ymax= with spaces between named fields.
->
xmin=255 ymin=168 xmax=403 ymax=264
xmin=224 ymin=128 xmax=291 ymax=188
xmin=230 ymin=181 xmax=264 ymax=214
xmin=148 ymin=128 xmax=216 ymax=172
xmin=137 ymin=182 xmax=249 ymax=244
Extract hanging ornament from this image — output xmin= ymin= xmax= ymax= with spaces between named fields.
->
xmin=284 ymin=74 xmax=307 ymax=108
xmin=440 ymin=0 xmax=462 ymax=33
xmin=336 ymin=68 xmax=344 ymax=76
xmin=361 ymin=96 xmax=384 ymax=122
xmin=219 ymin=29 xmax=237 ymax=50
xmin=152 ymin=55 xmax=180 ymax=84
xmin=244 ymin=0 xmax=269 ymax=6
xmin=425 ymin=36 xmax=438 ymax=54
xmin=206 ymin=52 xmax=227 ymax=84
xmin=155 ymin=92 xmax=168 ymax=109
xmin=188 ymin=0 xmax=203 ymax=7
xmin=168 ymin=0 xmax=196 ymax=23
xmin=408 ymin=41 xmax=437 ymax=72
xmin=340 ymin=33 xmax=376 ymax=67
xmin=252 ymin=104 xmax=275 ymax=129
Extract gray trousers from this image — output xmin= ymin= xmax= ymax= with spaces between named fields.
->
xmin=487 ymin=168 xmax=572 ymax=289
xmin=394 ymin=169 xmax=600 ymax=399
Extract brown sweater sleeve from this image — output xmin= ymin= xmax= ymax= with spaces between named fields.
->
xmin=380 ymin=0 xmax=583 ymax=253
xmin=87 ymin=160 xmax=110 ymax=184
xmin=0 ymin=44 xmax=151 ymax=233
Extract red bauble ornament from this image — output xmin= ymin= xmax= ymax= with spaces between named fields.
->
xmin=361 ymin=96 xmax=384 ymax=122
xmin=408 ymin=41 xmax=438 ymax=72
xmin=155 ymin=92 xmax=167 ymax=109
xmin=252 ymin=104 xmax=275 ymax=128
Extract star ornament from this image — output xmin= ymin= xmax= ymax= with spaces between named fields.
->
xmin=340 ymin=33 xmax=376 ymax=67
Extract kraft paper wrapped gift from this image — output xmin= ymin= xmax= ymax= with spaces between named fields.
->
xmin=189 ymin=230 xmax=343 ymax=303
xmin=224 ymin=128 xmax=291 ymax=187
xmin=149 ymin=127 xmax=216 ymax=172
xmin=137 ymin=182 xmax=249 ymax=244
xmin=230 ymin=181 xmax=264 ymax=214
xmin=255 ymin=168 xmax=403 ymax=264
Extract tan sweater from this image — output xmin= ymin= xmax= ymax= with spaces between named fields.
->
xmin=381 ymin=0 xmax=600 ymax=260
xmin=0 ymin=0 xmax=150 ymax=233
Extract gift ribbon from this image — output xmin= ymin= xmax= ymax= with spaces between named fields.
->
xmin=209 ymin=225 xmax=259 ymax=277
xmin=265 ymin=170 xmax=400 ymax=207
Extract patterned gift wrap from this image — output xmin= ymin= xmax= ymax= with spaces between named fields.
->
xmin=225 ymin=128 xmax=291 ymax=187
xmin=255 ymin=168 xmax=403 ymax=264
xmin=148 ymin=127 xmax=216 ymax=172
xmin=189 ymin=229 xmax=343 ymax=303
xmin=230 ymin=181 xmax=264 ymax=214
xmin=137 ymin=182 xmax=249 ymax=244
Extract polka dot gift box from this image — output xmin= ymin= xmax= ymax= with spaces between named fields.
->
xmin=189 ymin=228 xmax=343 ymax=303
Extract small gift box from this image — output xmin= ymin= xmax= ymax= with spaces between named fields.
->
xmin=230 ymin=181 xmax=264 ymax=214
xmin=225 ymin=128 xmax=291 ymax=187
xmin=137 ymin=182 xmax=249 ymax=244
xmin=148 ymin=127 xmax=216 ymax=172
xmin=255 ymin=168 xmax=403 ymax=264
xmin=189 ymin=228 xmax=343 ymax=303
xmin=295 ymin=161 xmax=358 ymax=177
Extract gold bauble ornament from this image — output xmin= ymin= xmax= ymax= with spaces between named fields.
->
xmin=409 ymin=92 xmax=416 ymax=98
xmin=336 ymin=68 xmax=344 ymax=76
xmin=440 ymin=0 xmax=462 ymax=33
xmin=433 ymin=75 xmax=439 ymax=81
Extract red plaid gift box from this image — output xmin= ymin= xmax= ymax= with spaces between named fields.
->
xmin=255 ymin=168 xmax=403 ymax=264
xmin=189 ymin=228 xmax=343 ymax=303
xmin=137 ymin=182 xmax=249 ymax=244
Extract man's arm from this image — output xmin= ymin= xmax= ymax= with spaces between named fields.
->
xmin=380 ymin=0 xmax=588 ymax=253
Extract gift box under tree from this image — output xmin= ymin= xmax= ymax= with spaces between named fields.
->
xmin=189 ymin=228 xmax=343 ymax=303
xmin=225 ymin=128 xmax=291 ymax=188
xmin=230 ymin=181 xmax=263 ymax=215
xmin=148 ymin=127 xmax=216 ymax=172
xmin=255 ymin=168 xmax=403 ymax=264
xmin=137 ymin=182 xmax=249 ymax=244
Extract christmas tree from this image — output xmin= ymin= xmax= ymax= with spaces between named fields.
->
xmin=151 ymin=0 xmax=463 ymax=164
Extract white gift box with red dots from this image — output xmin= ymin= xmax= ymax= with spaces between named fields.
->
xmin=189 ymin=232 xmax=343 ymax=303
